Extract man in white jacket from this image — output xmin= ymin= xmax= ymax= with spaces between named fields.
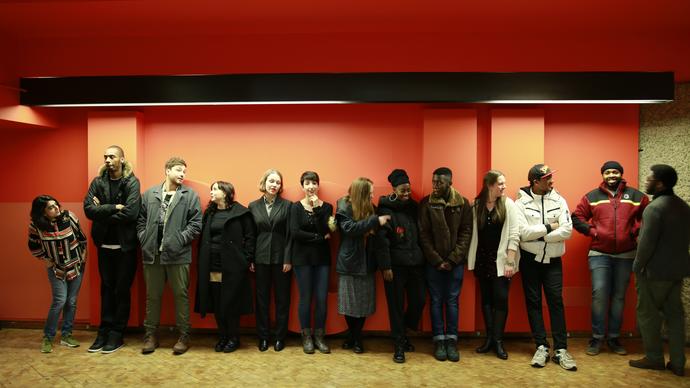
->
xmin=515 ymin=164 xmax=576 ymax=371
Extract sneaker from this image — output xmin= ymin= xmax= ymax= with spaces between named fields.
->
xmin=530 ymin=345 xmax=549 ymax=368
xmin=586 ymin=338 xmax=601 ymax=356
xmin=142 ymin=334 xmax=159 ymax=355
xmin=553 ymin=348 xmax=577 ymax=371
xmin=60 ymin=334 xmax=80 ymax=348
xmin=88 ymin=335 xmax=107 ymax=353
xmin=101 ymin=335 xmax=124 ymax=354
xmin=607 ymin=338 xmax=627 ymax=355
xmin=41 ymin=336 xmax=53 ymax=353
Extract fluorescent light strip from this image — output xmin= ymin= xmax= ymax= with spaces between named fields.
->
xmin=484 ymin=99 xmax=671 ymax=104
xmin=36 ymin=101 xmax=353 ymax=107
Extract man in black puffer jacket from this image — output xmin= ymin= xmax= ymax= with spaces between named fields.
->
xmin=83 ymin=145 xmax=141 ymax=354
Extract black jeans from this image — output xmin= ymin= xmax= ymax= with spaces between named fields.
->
xmin=519 ymin=250 xmax=567 ymax=350
xmin=255 ymin=263 xmax=292 ymax=341
xmin=97 ymin=247 xmax=138 ymax=338
xmin=383 ymin=266 xmax=426 ymax=343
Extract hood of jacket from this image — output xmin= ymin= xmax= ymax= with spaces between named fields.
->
xmin=98 ymin=160 xmax=134 ymax=179
xmin=428 ymin=187 xmax=465 ymax=207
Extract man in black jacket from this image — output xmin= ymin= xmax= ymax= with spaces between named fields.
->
xmin=629 ymin=164 xmax=690 ymax=377
xmin=83 ymin=145 xmax=141 ymax=354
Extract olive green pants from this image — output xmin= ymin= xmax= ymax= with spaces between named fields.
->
xmin=143 ymin=256 xmax=190 ymax=336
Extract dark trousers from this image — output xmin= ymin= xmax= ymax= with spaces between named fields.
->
xmin=520 ymin=250 xmax=568 ymax=350
xmin=255 ymin=263 xmax=292 ymax=341
xmin=97 ymin=247 xmax=137 ymax=338
xmin=477 ymin=276 xmax=511 ymax=340
xmin=210 ymin=276 xmax=243 ymax=340
xmin=294 ymin=264 xmax=330 ymax=330
xmin=344 ymin=315 xmax=366 ymax=341
xmin=383 ymin=265 xmax=426 ymax=344
xmin=636 ymin=276 xmax=686 ymax=369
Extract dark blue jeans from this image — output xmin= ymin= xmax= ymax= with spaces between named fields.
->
xmin=426 ymin=264 xmax=464 ymax=341
xmin=293 ymin=265 xmax=330 ymax=330
xmin=44 ymin=267 xmax=83 ymax=339
xmin=588 ymin=255 xmax=633 ymax=339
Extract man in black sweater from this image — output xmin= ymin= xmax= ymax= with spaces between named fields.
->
xmin=629 ymin=164 xmax=690 ymax=377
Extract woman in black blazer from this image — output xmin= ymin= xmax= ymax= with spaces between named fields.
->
xmin=248 ymin=169 xmax=292 ymax=352
xmin=196 ymin=181 xmax=255 ymax=353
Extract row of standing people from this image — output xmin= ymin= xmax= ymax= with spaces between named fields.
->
xmin=27 ymin=146 xmax=689 ymax=376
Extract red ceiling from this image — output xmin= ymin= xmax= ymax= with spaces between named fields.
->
xmin=1 ymin=0 xmax=689 ymax=80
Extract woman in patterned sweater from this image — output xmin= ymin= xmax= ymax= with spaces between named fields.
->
xmin=28 ymin=195 xmax=87 ymax=353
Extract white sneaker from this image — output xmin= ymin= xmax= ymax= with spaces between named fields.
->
xmin=553 ymin=348 xmax=577 ymax=371
xmin=531 ymin=345 xmax=549 ymax=368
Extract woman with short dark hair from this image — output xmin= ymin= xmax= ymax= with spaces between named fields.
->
xmin=290 ymin=171 xmax=336 ymax=354
xmin=28 ymin=195 xmax=87 ymax=353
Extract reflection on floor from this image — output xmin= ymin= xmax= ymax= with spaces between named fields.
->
xmin=0 ymin=328 xmax=685 ymax=387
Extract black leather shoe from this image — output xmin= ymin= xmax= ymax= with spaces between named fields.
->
xmin=393 ymin=345 xmax=405 ymax=363
xmin=258 ymin=339 xmax=269 ymax=352
xmin=215 ymin=338 xmax=228 ymax=352
xmin=495 ymin=340 xmax=508 ymax=360
xmin=667 ymin=361 xmax=685 ymax=377
xmin=352 ymin=340 xmax=364 ymax=354
xmin=342 ymin=339 xmax=354 ymax=349
xmin=629 ymin=357 xmax=665 ymax=370
xmin=224 ymin=338 xmax=240 ymax=353
xmin=274 ymin=340 xmax=286 ymax=352
xmin=476 ymin=337 xmax=494 ymax=353
xmin=403 ymin=337 xmax=415 ymax=352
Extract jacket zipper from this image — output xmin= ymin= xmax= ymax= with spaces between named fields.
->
xmin=541 ymin=195 xmax=547 ymax=263
xmin=612 ymin=191 xmax=618 ymax=254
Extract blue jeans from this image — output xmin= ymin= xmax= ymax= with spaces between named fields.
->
xmin=44 ymin=267 xmax=83 ymax=339
xmin=294 ymin=265 xmax=330 ymax=330
xmin=426 ymin=264 xmax=464 ymax=341
xmin=589 ymin=255 xmax=633 ymax=339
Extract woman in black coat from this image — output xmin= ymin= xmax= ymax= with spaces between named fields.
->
xmin=248 ymin=169 xmax=292 ymax=352
xmin=196 ymin=181 xmax=256 ymax=353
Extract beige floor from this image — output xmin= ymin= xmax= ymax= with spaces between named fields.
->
xmin=0 ymin=328 xmax=686 ymax=387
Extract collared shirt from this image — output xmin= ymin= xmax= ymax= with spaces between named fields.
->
xmin=264 ymin=195 xmax=275 ymax=217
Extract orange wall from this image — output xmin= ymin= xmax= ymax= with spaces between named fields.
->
xmin=0 ymin=103 xmax=642 ymax=336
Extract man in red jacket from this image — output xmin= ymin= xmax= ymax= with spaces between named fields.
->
xmin=573 ymin=161 xmax=649 ymax=356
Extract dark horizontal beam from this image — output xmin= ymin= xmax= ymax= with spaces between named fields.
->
xmin=20 ymin=72 xmax=674 ymax=106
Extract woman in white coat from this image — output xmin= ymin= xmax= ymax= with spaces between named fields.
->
xmin=468 ymin=170 xmax=520 ymax=360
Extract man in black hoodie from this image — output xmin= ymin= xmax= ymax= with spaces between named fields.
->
xmin=83 ymin=145 xmax=141 ymax=354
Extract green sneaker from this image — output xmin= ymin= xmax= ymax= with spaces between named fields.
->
xmin=60 ymin=334 xmax=80 ymax=348
xmin=41 ymin=336 xmax=53 ymax=353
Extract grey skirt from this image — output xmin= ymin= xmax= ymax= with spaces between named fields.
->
xmin=338 ymin=273 xmax=376 ymax=317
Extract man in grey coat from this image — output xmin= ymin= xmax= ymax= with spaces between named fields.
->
xmin=629 ymin=164 xmax=690 ymax=377
xmin=137 ymin=156 xmax=202 ymax=355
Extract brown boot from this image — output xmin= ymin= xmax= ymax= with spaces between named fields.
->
xmin=141 ymin=334 xmax=159 ymax=355
xmin=173 ymin=334 xmax=190 ymax=355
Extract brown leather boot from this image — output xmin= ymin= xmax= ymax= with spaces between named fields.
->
xmin=141 ymin=334 xmax=159 ymax=355
xmin=173 ymin=334 xmax=190 ymax=355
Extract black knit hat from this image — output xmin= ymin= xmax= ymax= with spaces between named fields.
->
xmin=388 ymin=169 xmax=410 ymax=187
xmin=601 ymin=161 xmax=624 ymax=174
